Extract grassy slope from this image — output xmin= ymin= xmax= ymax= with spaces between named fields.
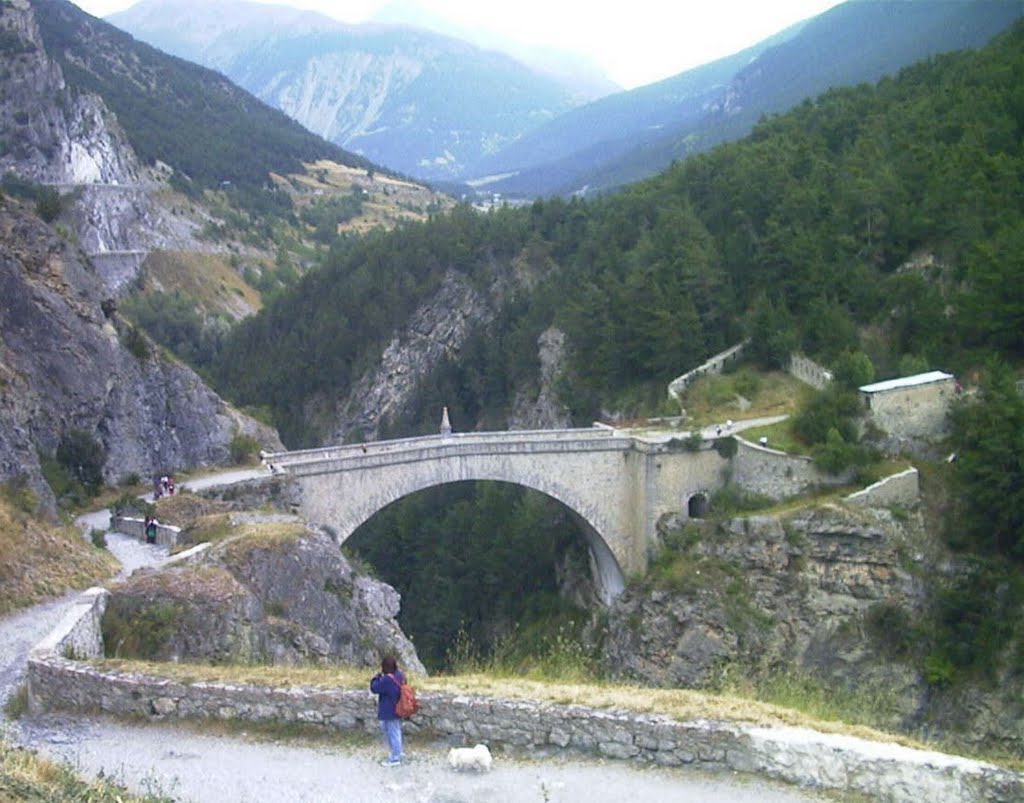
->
xmin=0 ymin=738 xmax=169 ymax=802
xmin=0 ymin=492 xmax=118 ymax=616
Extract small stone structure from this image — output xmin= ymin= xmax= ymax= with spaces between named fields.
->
xmin=26 ymin=589 xmax=1023 ymax=803
xmin=667 ymin=341 xmax=748 ymax=401
xmin=859 ymin=371 xmax=956 ymax=439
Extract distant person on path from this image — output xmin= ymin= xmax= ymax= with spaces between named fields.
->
xmin=144 ymin=516 xmax=158 ymax=544
xmin=370 ymin=655 xmax=405 ymax=766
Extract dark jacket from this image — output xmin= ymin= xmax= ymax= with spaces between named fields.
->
xmin=370 ymin=670 xmax=405 ymax=720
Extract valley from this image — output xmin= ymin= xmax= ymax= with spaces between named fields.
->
xmin=2 ymin=0 xmax=1024 ymax=799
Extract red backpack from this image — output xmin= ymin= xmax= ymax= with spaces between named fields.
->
xmin=389 ymin=673 xmax=419 ymax=719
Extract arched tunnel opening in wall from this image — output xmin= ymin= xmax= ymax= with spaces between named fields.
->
xmin=688 ymin=492 xmax=710 ymax=519
xmin=344 ymin=480 xmax=621 ymax=674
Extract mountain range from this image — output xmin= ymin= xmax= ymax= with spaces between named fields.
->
xmin=106 ymin=0 xmax=584 ymax=183
xmin=473 ymin=0 xmax=1024 ymax=197
xmin=105 ymin=0 xmax=1024 ymax=198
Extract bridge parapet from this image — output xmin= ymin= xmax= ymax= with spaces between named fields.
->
xmin=263 ymin=427 xmax=643 ymax=474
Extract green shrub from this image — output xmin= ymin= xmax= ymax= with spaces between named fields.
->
xmin=103 ymin=600 xmax=184 ymax=660
xmin=120 ymin=472 xmax=142 ymax=487
xmin=0 ymin=476 xmax=38 ymax=514
xmin=90 ymin=528 xmax=107 ymax=549
xmin=35 ymin=186 xmax=62 ymax=222
xmin=812 ymin=427 xmax=873 ymax=474
xmin=732 ymin=368 xmax=762 ymax=398
xmin=123 ymin=325 xmax=151 ymax=360
xmin=56 ymin=429 xmax=106 ymax=493
xmin=923 ymin=653 xmax=955 ymax=688
xmin=112 ymin=490 xmax=150 ymax=518
xmin=713 ymin=436 xmax=738 ymax=458
xmin=864 ymin=601 xmax=913 ymax=658
xmin=2 ymin=684 xmax=28 ymax=720
xmin=265 ymin=599 xmax=286 ymax=617
xmin=792 ymin=387 xmax=861 ymax=446
xmin=684 ymin=431 xmax=704 ymax=451
xmin=229 ymin=433 xmax=262 ymax=464
xmin=709 ymin=485 xmax=774 ymax=515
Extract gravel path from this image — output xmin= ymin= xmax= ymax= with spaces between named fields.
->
xmin=0 ymin=470 xmax=832 ymax=802
xmin=11 ymin=715 xmax=832 ymax=803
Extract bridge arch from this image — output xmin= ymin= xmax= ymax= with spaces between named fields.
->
xmin=306 ymin=464 xmax=626 ymax=604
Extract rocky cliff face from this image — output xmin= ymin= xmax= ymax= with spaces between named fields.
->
xmin=105 ymin=513 xmax=424 ymax=672
xmin=327 ymin=256 xmax=569 ymax=444
xmin=607 ymin=504 xmax=925 ymax=693
xmin=606 ymin=502 xmax=1024 ymax=753
xmin=0 ymin=0 xmax=222 ymax=294
xmin=0 ymin=194 xmax=280 ymax=510
xmin=0 ymin=0 xmax=140 ymax=186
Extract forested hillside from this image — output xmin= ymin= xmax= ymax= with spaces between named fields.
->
xmin=213 ymin=20 xmax=1024 ymax=440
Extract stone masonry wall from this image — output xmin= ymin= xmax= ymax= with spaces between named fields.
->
xmin=25 ymin=592 xmax=1023 ymax=803
xmin=731 ymin=437 xmax=852 ymax=500
xmin=30 ymin=587 xmax=109 ymax=662
xmin=667 ymin=341 xmax=747 ymax=400
xmin=845 ymin=468 xmax=920 ymax=509
xmin=110 ymin=515 xmax=182 ymax=548
xmin=788 ymin=354 xmax=834 ymax=390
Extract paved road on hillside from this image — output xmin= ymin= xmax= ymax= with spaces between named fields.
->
xmin=0 ymin=465 xmax=829 ymax=803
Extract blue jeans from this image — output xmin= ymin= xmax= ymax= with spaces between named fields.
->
xmin=381 ymin=718 xmax=403 ymax=762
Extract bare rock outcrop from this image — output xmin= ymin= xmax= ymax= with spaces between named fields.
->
xmin=606 ymin=502 xmax=1024 ymax=753
xmin=0 ymin=0 xmax=222 ymax=294
xmin=328 ymin=253 xmax=569 ymax=444
xmin=507 ymin=326 xmax=572 ymax=430
xmin=328 ymin=271 xmax=492 ymax=444
xmin=0 ymin=0 xmax=141 ymax=187
xmin=0 ymin=194 xmax=281 ymax=511
xmin=607 ymin=504 xmax=926 ymax=714
xmin=104 ymin=517 xmax=424 ymax=672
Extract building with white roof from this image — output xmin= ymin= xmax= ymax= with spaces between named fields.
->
xmin=859 ymin=370 xmax=956 ymax=439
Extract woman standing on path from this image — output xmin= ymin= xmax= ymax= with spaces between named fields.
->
xmin=370 ymin=655 xmax=404 ymax=766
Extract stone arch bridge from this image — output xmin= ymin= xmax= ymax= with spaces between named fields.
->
xmin=263 ymin=428 xmax=729 ymax=603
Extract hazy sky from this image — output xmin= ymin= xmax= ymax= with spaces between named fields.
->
xmin=71 ymin=0 xmax=846 ymax=89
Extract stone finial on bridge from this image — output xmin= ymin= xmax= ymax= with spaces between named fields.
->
xmin=440 ymin=406 xmax=452 ymax=436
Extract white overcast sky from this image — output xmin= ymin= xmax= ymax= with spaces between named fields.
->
xmin=72 ymin=0 xmax=846 ymax=89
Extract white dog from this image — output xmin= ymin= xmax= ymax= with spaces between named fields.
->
xmin=447 ymin=743 xmax=492 ymax=772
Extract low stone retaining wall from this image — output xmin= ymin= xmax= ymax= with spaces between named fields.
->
xmin=668 ymin=341 xmax=748 ymax=400
xmin=110 ymin=515 xmax=182 ymax=548
xmin=845 ymin=468 xmax=920 ymax=509
xmin=788 ymin=353 xmax=833 ymax=390
xmin=29 ymin=587 xmax=109 ymax=662
xmin=26 ymin=591 xmax=1022 ymax=803
xmin=732 ymin=437 xmax=852 ymax=501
